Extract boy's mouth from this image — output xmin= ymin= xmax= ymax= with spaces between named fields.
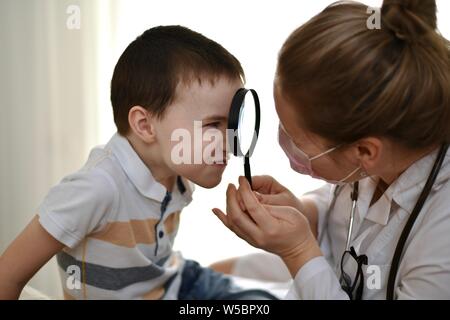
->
xmin=211 ymin=153 xmax=229 ymax=166
xmin=212 ymin=154 xmax=228 ymax=166
xmin=212 ymin=159 xmax=227 ymax=166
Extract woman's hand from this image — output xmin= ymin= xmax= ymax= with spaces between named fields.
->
xmin=250 ymin=175 xmax=303 ymax=211
xmin=212 ymin=176 xmax=322 ymax=277
xmin=243 ymin=175 xmax=320 ymax=238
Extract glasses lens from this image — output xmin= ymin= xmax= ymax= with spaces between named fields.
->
xmin=340 ymin=250 xmax=361 ymax=295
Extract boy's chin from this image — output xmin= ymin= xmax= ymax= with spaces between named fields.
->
xmin=191 ymin=175 xmax=223 ymax=189
xmin=176 ymin=164 xmax=226 ymax=188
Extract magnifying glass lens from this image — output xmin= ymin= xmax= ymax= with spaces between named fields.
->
xmin=227 ymin=88 xmax=261 ymax=189
xmin=238 ymin=93 xmax=257 ymax=155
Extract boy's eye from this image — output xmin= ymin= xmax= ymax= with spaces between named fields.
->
xmin=204 ymin=122 xmax=221 ymax=128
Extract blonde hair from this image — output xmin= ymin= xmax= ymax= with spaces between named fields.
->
xmin=276 ymin=0 xmax=450 ymax=150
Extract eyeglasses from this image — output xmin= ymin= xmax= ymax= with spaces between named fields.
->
xmin=339 ymin=181 xmax=368 ymax=300
xmin=340 ymin=246 xmax=368 ymax=300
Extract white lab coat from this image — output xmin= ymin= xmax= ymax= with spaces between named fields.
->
xmin=233 ymin=147 xmax=450 ymax=299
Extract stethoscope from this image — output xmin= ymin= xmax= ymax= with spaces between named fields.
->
xmin=345 ymin=180 xmax=359 ymax=253
xmin=323 ymin=143 xmax=449 ymax=300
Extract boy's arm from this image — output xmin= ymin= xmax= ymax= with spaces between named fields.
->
xmin=0 ymin=215 xmax=64 ymax=300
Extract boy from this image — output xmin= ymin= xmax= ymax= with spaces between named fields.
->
xmin=0 ymin=26 xmax=275 ymax=300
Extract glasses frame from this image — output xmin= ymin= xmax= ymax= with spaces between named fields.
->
xmin=340 ymin=246 xmax=368 ymax=300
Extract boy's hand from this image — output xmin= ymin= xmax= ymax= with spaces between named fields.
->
xmin=212 ymin=176 xmax=322 ymax=277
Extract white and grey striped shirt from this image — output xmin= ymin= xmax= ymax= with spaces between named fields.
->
xmin=38 ymin=133 xmax=194 ymax=299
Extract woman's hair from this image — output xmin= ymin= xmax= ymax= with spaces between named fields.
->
xmin=276 ymin=0 xmax=450 ymax=150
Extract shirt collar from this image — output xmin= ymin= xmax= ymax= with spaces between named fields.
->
xmin=106 ymin=133 xmax=193 ymax=203
xmin=392 ymin=146 xmax=449 ymax=215
xmin=363 ymin=146 xmax=450 ymax=225
xmin=357 ymin=176 xmax=392 ymax=226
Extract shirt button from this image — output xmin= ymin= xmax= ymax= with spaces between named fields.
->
xmin=158 ymin=230 xmax=164 ymax=238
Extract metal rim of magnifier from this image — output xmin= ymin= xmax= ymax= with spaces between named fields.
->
xmin=227 ymin=88 xmax=261 ymax=157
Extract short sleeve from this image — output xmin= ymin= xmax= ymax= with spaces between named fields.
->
xmin=37 ymin=169 xmax=117 ymax=248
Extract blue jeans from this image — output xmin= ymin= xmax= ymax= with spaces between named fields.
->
xmin=178 ymin=260 xmax=278 ymax=300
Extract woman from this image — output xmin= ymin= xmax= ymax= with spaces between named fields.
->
xmin=212 ymin=0 xmax=450 ymax=299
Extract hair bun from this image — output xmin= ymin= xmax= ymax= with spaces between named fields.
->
xmin=381 ymin=0 xmax=437 ymax=42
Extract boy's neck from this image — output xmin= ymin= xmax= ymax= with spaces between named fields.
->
xmin=126 ymin=134 xmax=177 ymax=192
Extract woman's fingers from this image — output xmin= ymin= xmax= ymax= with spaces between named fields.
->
xmin=212 ymin=208 xmax=229 ymax=227
xmin=237 ymin=176 xmax=274 ymax=229
xmin=264 ymin=204 xmax=297 ymax=221
xmin=213 ymin=189 xmax=318 ymax=262
xmin=250 ymin=175 xmax=274 ymax=194
xmin=264 ymin=204 xmax=310 ymax=231
xmin=235 ymin=187 xmax=246 ymax=212
xmin=251 ymin=175 xmax=285 ymax=194
xmin=212 ymin=207 xmax=260 ymax=245
xmin=226 ymin=184 xmax=263 ymax=239
xmin=253 ymin=191 xmax=285 ymax=206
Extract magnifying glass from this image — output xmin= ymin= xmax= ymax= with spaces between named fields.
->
xmin=227 ymin=88 xmax=261 ymax=189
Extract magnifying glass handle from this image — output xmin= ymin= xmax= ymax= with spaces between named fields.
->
xmin=244 ymin=156 xmax=253 ymax=189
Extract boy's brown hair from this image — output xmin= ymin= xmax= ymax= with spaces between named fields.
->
xmin=111 ymin=25 xmax=245 ymax=135
xmin=277 ymin=0 xmax=450 ymax=150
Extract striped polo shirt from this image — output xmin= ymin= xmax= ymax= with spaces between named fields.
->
xmin=38 ymin=133 xmax=194 ymax=299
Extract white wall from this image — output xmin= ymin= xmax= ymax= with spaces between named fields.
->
xmin=0 ymin=0 xmax=115 ymax=298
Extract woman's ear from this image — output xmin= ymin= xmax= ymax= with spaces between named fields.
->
xmin=128 ymin=106 xmax=157 ymax=143
xmin=356 ymin=137 xmax=383 ymax=173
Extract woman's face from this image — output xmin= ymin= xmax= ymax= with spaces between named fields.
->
xmin=273 ymin=84 xmax=362 ymax=183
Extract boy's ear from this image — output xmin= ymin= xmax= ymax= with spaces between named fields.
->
xmin=128 ymin=106 xmax=157 ymax=143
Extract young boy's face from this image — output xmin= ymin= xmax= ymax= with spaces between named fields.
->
xmin=153 ymin=76 xmax=242 ymax=188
